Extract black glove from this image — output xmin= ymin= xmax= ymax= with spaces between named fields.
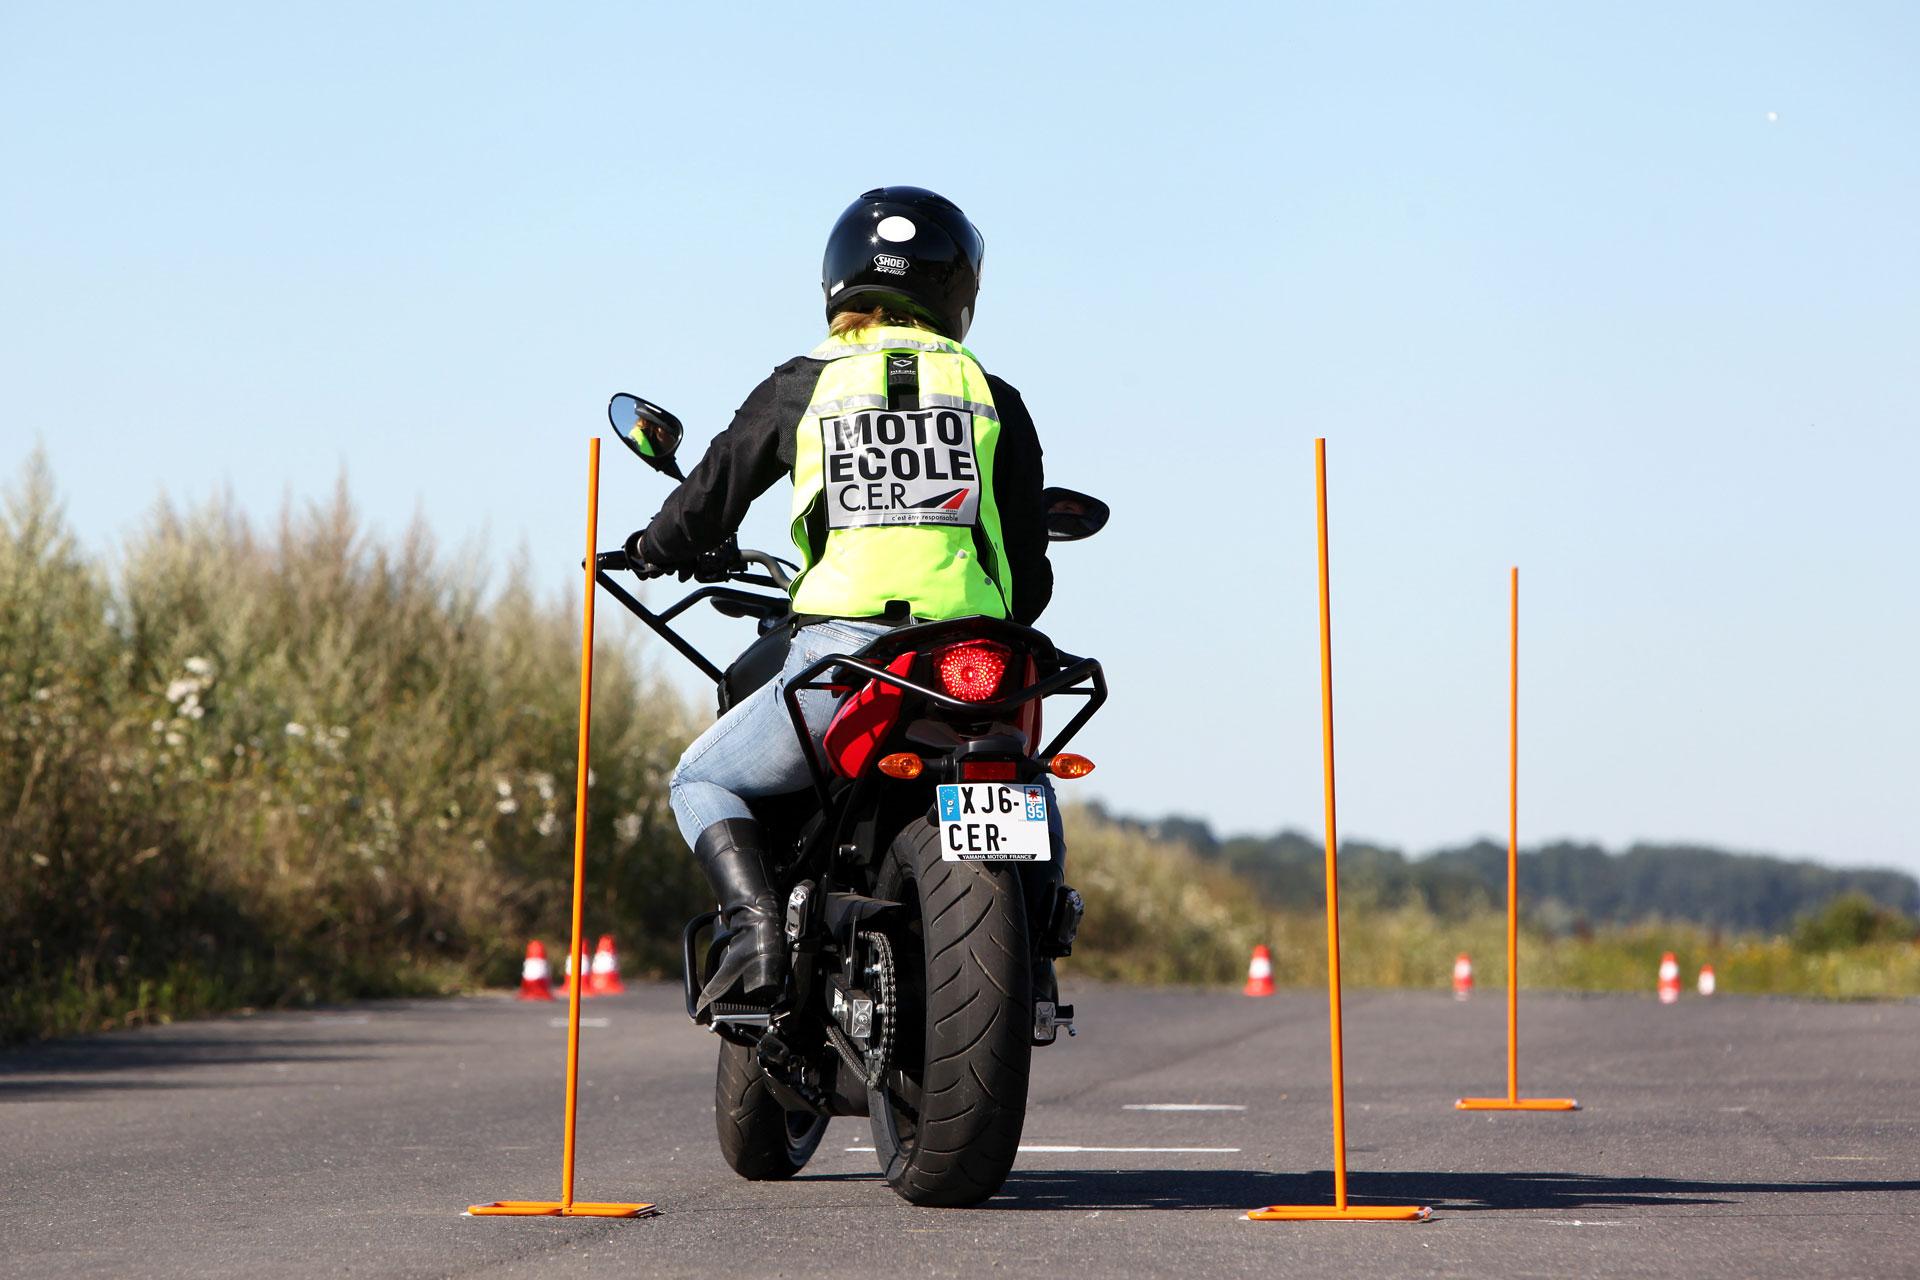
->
xmin=621 ymin=529 xmax=690 ymax=580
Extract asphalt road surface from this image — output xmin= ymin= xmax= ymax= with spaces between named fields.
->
xmin=5 ymin=983 xmax=1918 ymax=1279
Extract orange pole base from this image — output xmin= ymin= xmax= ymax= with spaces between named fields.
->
xmin=1248 ymin=1204 xmax=1432 ymax=1221
xmin=468 ymin=1200 xmax=656 ymax=1218
xmin=1455 ymin=1097 xmax=1579 ymax=1111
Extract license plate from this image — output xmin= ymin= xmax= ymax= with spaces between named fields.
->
xmin=936 ymin=783 xmax=1051 ymax=862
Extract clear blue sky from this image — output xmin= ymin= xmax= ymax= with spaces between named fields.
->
xmin=4 ymin=3 xmax=1915 ymax=872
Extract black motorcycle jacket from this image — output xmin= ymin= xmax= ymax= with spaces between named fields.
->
xmin=639 ymin=356 xmax=1054 ymax=625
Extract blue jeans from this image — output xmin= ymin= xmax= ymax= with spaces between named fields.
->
xmin=670 ymin=619 xmax=894 ymax=848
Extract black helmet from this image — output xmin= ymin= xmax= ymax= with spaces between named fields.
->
xmin=821 ymin=186 xmax=985 ymax=340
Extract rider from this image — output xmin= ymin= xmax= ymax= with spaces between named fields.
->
xmin=625 ymin=186 xmax=1056 ymax=1011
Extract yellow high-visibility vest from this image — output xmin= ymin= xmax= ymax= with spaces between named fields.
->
xmin=788 ymin=327 xmax=1012 ymax=620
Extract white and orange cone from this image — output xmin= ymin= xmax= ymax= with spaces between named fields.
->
xmin=1697 ymin=965 xmax=1716 ymax=997
xmin=1245 ymin=944 xmax=1275 ymax=997
xmin=1452 ymin=953 xmax=1473 ymax=1000
xmin=517 ymin=941 xmax=556 ymax=1001
xmin=586 ymin=934 xmax=626 ymax=996
xmin=563 ymin=941 xmax=597 ymax=997
xmin=1658 ymin=951 xmax=1681 ymax=1004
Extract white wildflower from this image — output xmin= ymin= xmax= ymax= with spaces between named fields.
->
xmin=151 ymin=720 xmax=166 ymax=735
xmin=284 ymin=722 xmax=307 ymax=737
xmin=495 ymin=778 xmax=513 ymax=798
xmin=329 ymin=726 xmax=349 ymax=740
xmin=165 ymin=731 xmax=185 ymax=747
xmin=530 ymin=772 xmax=556 ymax=803
xmin=614 ymin=813 xmax=642 ymax=843
xmin=181 ymin=694 xmax=204 ymax=720
xmin=165 ymin=678 xmax=200 ymax=704
xmin=183 ymin=657 xmax=214 ymax=678
xmin=32 ymin=687 xmax=52 ymax=702
xmin=495 ymin=798 xmax=519 ymax=815
xmin=535 ymin=812 xmax=559 ymax=837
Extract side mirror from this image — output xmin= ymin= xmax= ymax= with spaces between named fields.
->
xmin=608 ymin=393 xmax=686 ymax=481
xmin=1041 ymin=487 xmax=1109 ymax=542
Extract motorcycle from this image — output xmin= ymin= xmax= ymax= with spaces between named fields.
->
xmin=596 ymin=393 xmax=1109 ymax=1207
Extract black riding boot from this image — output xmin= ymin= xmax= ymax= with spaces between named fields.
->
xmin=693 ymin=818 xmax=788 ymax=1010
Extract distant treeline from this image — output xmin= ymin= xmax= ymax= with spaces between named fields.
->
xmin=1096 ymin=806 xmax=1919 ymax=936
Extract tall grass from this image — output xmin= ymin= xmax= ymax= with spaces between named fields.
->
xmin=6 ymin=450 xmax=1913 ymax=1046
xmin=1 ymin=453 xmax=702 ymax=1044
xmin=1059 ymin=810 xmax=1920 ymax=999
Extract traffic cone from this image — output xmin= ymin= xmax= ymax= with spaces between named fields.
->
xmin=1244 ymin=944 xmax=1275 ymax=997
xmin=563 ymin=941 xmax=597 ymax=997
xmin=1658 ymin=951 xmax=1680 ymax=1004
xmin=586 ymin=934 xmax=626 ymax=995
xmin=1452 ymin=953 xmax=1473 ymax=1000
xmin=1697 ymin=965 xmax=1716 ymax=997
xmin=517 ymin=941 xmax=556 ymax=1001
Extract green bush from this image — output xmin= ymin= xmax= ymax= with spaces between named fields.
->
xmin=1 ymin=453 xmax=701 ymax=1044
xmin=1793 ymin=892 xmax=1918 ymax=953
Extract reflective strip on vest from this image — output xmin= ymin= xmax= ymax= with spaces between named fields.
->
xmin=808 ymin=392 xmax=999 ymax=423
xmin=808 ymin=335 xmax=973 ymax=360
xmin=806 ymin=394 xmax=888 ymax=418
xmin=790 ymin=327 xmax=1011 ymax=620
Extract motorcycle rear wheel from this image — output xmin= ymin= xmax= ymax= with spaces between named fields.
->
xmin=714 ymin=1037 xmax=829 ymax=1179
xmin=868 ymin=816 xmax=1032 ymax=1206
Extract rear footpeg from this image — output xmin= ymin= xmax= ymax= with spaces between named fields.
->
xmin=1033 ymin=1000 xmax=1075 ymax=1045
xmin=708 ymin=1001 xmax=773 ymax=1030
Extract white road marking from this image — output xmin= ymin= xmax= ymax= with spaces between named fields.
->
xmin=1543 ymin=1220 xmax=1628 ymax=1227
xmin=1812 ymin=1156 xmax=1886 ymax=1161
xmin=1122 ymin=1104 xmax=1247 ymax=1111
xmin=845 ymin=1145 xmax=1239 ymax=1154
xmin=547 ymin=1018 xmax=610 ymax=1028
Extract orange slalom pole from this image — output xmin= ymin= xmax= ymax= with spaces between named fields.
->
xmin=1248 ymin=439 xmax=1430 ymax=1223
xmin=470 ymin=439 xmax=654 ymax=1218
xmin=558 ymin=438 xmax=599 ymax=1208
xmin=1318 ymin=436 xmax=1349 ymax=1211
xmin=1457 ymin=568 xmax=1577 ymax=1113
xmin=1507 ymin=565 xmax=1519 ymax=1103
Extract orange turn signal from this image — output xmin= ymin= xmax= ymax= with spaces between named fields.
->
xmin=1048 ymin=753 xmax=1096 ymax=779
xmin=877 ymin=753 xmax=924 ymax=779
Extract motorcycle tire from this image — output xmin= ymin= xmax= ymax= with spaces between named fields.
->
xmin=714 ymin=1037 xmax=829 ymax=1180
xmin=868 ymin=816 xmax=1033 ymax=1206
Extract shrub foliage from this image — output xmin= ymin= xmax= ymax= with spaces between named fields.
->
xmin=6 ymin=452 xmax=1916 ymax=1045
xmin=1 ymin=454 xmax=701 ymax=1043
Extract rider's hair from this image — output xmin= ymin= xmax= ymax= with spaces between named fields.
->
xmin=828 ymin=305 xmax=930 ymax=338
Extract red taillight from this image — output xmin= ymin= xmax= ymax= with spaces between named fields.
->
xmin=961 ymin=761 xmax=1018 ymax=781
xmin=935 ymin=639 xmax=1010 ymax=702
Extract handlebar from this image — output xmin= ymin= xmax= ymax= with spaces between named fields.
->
xmin=604 ymin=534 xmax=796 ymax=591
xmin=736 ymin=550 xmax=795 ymax=591
xmin=590 ymin=537 xmax=798 ymax=689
